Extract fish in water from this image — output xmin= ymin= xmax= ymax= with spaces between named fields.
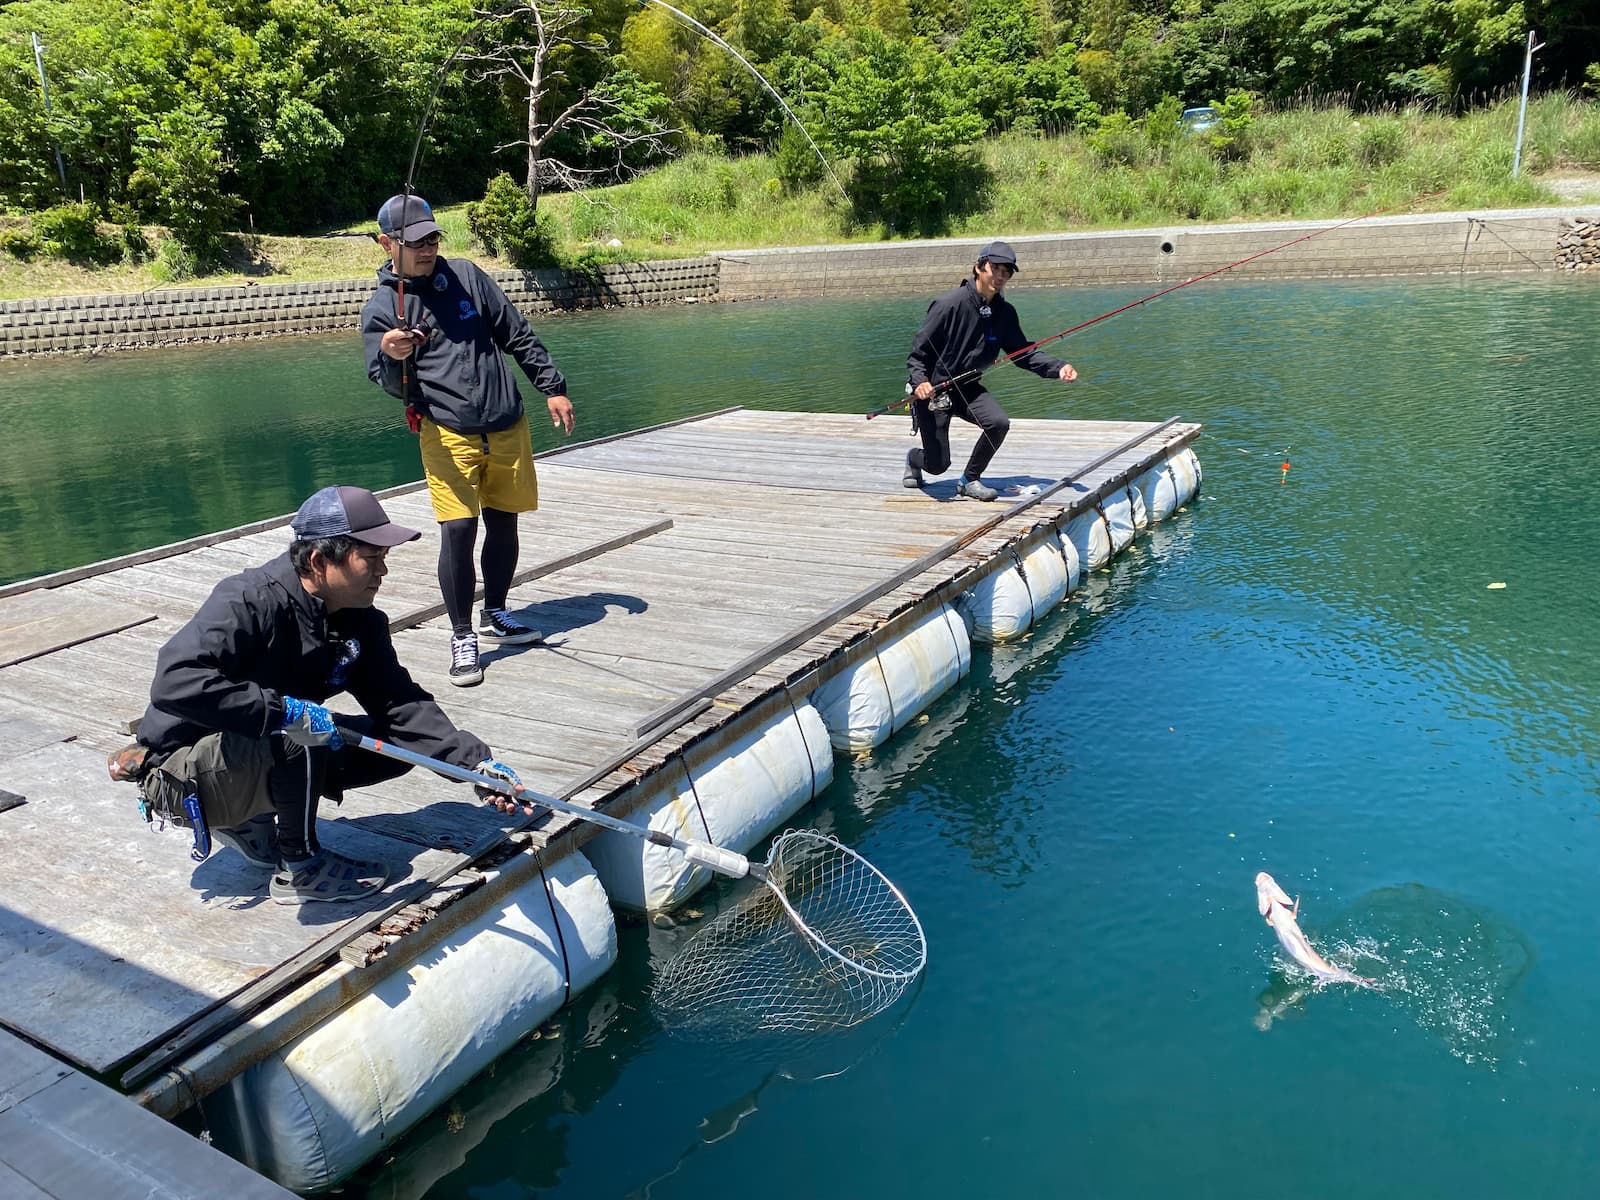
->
xmin=1255 ymin=872 xmax=1374 ymax=986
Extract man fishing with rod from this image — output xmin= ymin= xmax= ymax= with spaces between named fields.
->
xmin=903 ymin=240 xmax=1078 ymax=502
xmin=362 ymin=194 xmax=575 ymax=688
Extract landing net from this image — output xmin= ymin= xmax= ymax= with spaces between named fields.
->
xmin=651 ymin=830 xmax=928 ymax=1035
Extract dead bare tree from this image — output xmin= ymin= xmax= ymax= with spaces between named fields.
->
xmin=462 ymin=0 xmax=677 ymax=211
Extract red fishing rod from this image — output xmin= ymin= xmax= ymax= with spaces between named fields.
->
xmin=395 ymin=220 xmax=423 ymax=434
xmin=865 ymin=189 xmax=1446 ymax=420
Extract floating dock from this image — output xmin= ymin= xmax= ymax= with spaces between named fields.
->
xmin=0 ymin=407 xmax=1200 ymax=1193
xmin=0 ymin=1028 xmax=296 ymax=1199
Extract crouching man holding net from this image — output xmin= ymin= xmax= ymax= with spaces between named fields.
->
xmin=108 ymin=485 xmax=522 ymax=905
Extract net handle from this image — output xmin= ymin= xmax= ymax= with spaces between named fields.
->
xmin=351 ymin=734 xmax=762 ymax=880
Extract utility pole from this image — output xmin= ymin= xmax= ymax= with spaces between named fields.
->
xmin=1511 ymin=29 xmax=1545 ymax=178
xmin=30 ymin=32 xmax=69 ymax=190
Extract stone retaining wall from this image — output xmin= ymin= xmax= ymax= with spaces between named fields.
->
xmin=715 ymin=208 xmax=1598 ymax=300
xmin=1556 ymin=217 xmax=1600 ymax=269
xmin=0 ymin=257 xmax=719 ymax=356
xmin=3 ymin=208 xmax=1595 ymax=356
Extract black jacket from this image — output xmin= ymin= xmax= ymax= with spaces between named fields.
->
xmin=138 ymin=554 xmax=490 ymax=769
xmin=361 ymin=257 xmax=567 ymax=435
xmin=907 ymin=278 xmax=1066 ymax=390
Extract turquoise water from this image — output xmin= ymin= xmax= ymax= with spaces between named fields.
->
xmin=3 ymin=275 xmax=1597 ymax=1197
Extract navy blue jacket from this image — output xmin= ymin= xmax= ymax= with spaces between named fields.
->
xmin=362 ymin=257 xmax=567 ymax=435
xmin=907 ymin=278 xmax=1065 ymax=390
xmin=138 ymin=553 xmax=489 ymax=769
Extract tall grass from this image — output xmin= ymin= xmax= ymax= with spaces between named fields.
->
xmin=548 ymin=92 xmax=1598 ymax=245
xmin=2 ymin=94 xmax=1597 ymax=297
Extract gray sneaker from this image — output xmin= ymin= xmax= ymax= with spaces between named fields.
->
xmin=212 ymin=814 xmax=279 ymax=870
xmin=957 ymin=477 xmax=999 ymax=502
xmin=270 ymin=851 xmax=390 ymax=905
xmin=902 ymin=451 xmax=924 ymax=489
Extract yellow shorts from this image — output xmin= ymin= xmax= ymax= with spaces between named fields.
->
xmin=418 ymin=412 xmax=540 ymax=522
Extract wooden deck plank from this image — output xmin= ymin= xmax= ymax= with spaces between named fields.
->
xmin=0 ymin=664 xmax=152 ymax=737
xmin=0 ymin=716 xmax=72 ymax=763
xmin=555 ymin=434 xmax=1166 ymax=483
xmin=0 ymin=591 xmax=158 ymax=669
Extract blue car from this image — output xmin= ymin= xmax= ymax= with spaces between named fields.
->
xmin=1180 ymin=106 xmax=1219 ymax=134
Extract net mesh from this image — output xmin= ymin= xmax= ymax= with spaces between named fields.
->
xmin=651 ymin=830 xmax=927 ymax=1035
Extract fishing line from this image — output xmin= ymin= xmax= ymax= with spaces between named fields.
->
xmin=400 ymin=4 xmax=520 ymax=198
xmin=394 ymin=0 xmax=842 ymax=214
xmin=865 ymin=189 xmax=1448 ymax=420
xmin=636 ymin=0 xmax=847 ymax=201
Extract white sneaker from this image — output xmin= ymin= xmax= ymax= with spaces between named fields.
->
xmin=478 ymin=607 xmax=543 ymax=645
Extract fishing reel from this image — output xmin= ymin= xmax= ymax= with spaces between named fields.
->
xmin=905 ymin=382 xmax=953 ymax=413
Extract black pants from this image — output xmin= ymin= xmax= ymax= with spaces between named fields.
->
xmin=438 ymin=507 xmax=520 ymax=636
xmin=909 ymin=386 xmax=1011 ymax=481
xmin=268 ymin=716 xmax=412 ymax=861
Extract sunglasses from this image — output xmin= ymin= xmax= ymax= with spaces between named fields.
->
xmin=401 ymin=233 xmax=442 ymax=247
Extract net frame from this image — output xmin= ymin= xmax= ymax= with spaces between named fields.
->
xmin=652 ymin=829 xmax=928 ymax=1035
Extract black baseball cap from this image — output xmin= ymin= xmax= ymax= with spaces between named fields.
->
xmin=978 ymin=240 xmax=1020 ymax=271
xmin=377 ymin=193 xmax=444 ymax=243
xmin=291 ymin=486 xmax=421 ymax=547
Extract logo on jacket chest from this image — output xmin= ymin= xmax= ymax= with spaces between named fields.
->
xmin=327 ymin=636 xmax=362 ymax=689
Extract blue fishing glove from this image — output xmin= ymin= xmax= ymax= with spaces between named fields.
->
xmin=473 ymin=758 xmax=523 ymax=804
xmin=281 ymin=697 xmax=343 ymax=750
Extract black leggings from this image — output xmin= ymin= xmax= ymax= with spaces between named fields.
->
xmin=437 ymin=507 xmax=520 ymax=635
xmin=908 ymin=387 xmax=1011 ymax=481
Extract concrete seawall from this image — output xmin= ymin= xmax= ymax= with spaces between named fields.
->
xmin=1 ymin=207 xmax=1594 ymax=357
xmin=714 ymin=207 xmax=1598 ymax=299
xmin=0 ymin=257 xmax=720 ymax=357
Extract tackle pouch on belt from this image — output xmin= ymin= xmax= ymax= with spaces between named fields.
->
xmin=118 ymin=733 xmax=276 ymax=858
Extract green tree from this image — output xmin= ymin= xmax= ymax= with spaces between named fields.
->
xmin=815 ymin=30 xmax=986 ymax=230
xmin=736 ymin=0 xmax=797 ymax=62
xmin=1020 ymin=44 xmax=1098 ymax=131
xmin=620 ymin=5 xmax=690 ymax=91
xmin=128 ymin=100 xmax=241 ymax=261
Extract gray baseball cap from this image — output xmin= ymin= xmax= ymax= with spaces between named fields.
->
xmin=377 ymin=193 xmax=444 ymax=243
xmin=978 ymin=240 xmax=1020 ymax=270
xmin=291 ymin=486 xmax=421 ymax=547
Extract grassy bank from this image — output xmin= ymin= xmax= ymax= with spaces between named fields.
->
xmin=3 ymin=94 xmax=1598 ymax=300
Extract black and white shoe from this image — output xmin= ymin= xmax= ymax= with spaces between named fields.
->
xmin=478 ymin=607 xmax=543 ymax=645
xmin=449 ymin=632 xmax=483 ymax=687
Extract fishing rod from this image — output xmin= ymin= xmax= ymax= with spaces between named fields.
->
xmin=865 ymin=189 xmax=1447 ymax=420
xmin=399 ymin=0 xmax=839 ymax=206
xmin=383 ymin=1 xmax=530 ymax=434
xmin=637 ymin=0 xmax=847 ymax=201
xmin=401 ymin=4 xmax=519 ymax=197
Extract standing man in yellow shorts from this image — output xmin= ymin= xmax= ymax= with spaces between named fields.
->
xmin=361 ymin=193 xmax=576 ymax=686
